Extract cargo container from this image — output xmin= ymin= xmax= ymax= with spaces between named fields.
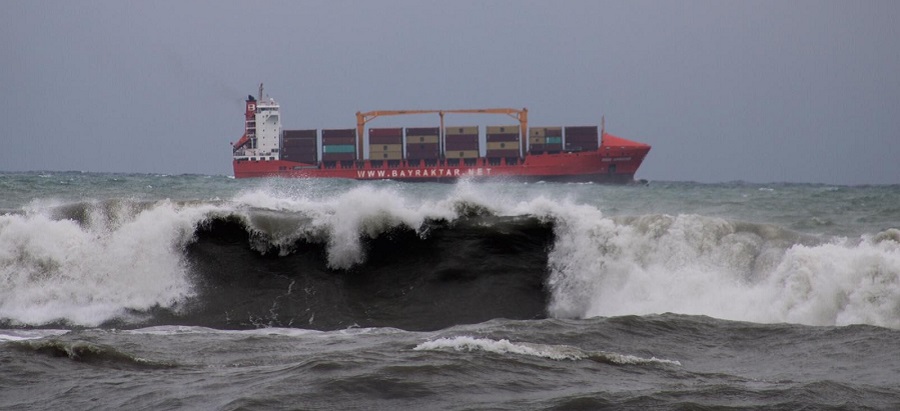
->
xmin=320 ymin=136 xmax=356 ymax=145
xmin=284 ymin=146 xmax=317 ymax=154
xmin=529 ymin=143 xmax=563 ymax=153
xmin=486 ymin=141 xmax=519 ymax=150
xmin=485 ymin=150 xmax=519 ymax=158
xmin=445 ymin=126 xmax=478 ymax=135
xmin=486 ymin=125 xmax=520 ymax=134
xmin=566 ymin=136 xmax=599 ymax=143
xmin=486 ymin=133 xmax=519 ymax=142
xmin=322 ymin=129 xmax=356 ymax=138
xmin=406 ymin=150 xmax=441 ymax=160
xmin=283 ymin=138 xmax=316 ymax=146
xmin=369 ymin=127 xmax=403 ymax=136
xmin=283 ymin=134 xmax=317 ymax=141
xmin=369 ymin=136 xmax=402 ymax=145
xmin=486 ymin=149 xmax=521 ymax=158
xmin=282 ymin=146 xmax=318 ymax=154
xmin=322 ymin=144 xmax=356 ymax=153
xmin=406 ymin=142 xmax=440 ymax=152
xmin=407 ymin=135 xmax=439 ymax=144
xmin=283 ymin=129 xmax=318 ymax=139
xmin=448 ymin=150 xmax=479 ymax=158
xmin=282 ymin=147 xmax=317 ymax=154
xmin=566 ymin=134 xmax=599 ymax=141
xmin=564 ymin=126 xmax=598 ymax=136
xmin=445 ymin=134 xmax=478 ymax=142
xmin=531 ymin=126 xmax=561 ymax=135
xmin=369 ymin=143 xmax=403 ymax=152
xmin=370 ymin=151 xmax=403 ymax=160
xmin=406 ymin=127 xmax=440 ymax=136
xmin=445 ymin=140 xmax=480 ymax=151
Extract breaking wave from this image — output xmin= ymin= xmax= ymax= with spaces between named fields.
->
xmin=1 ymin=183 xmax=898 ymax=330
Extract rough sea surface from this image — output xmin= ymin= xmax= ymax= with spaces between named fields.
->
xmin=2 ymin=172 xmax=899 ymax=410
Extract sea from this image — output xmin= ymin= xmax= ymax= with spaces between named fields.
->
xmin=1 ymin=171 xmax=899 ymax=410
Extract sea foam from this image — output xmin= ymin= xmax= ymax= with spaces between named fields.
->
xmin=0 ymin=200 xmax=207 ymax=326
xmin=3 ymin=182 xmax=899 ymax=329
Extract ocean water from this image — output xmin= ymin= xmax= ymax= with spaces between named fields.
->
xmin=1 ymin=171 xmax=899 ymax=410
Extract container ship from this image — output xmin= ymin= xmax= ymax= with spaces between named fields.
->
xmin=232 ymin=85 xmax=650 ymax=183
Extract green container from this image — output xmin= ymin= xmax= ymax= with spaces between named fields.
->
xmin=322 ymin=144 xmax=356 ymax=153
xmin=545 ymin=136 xmax=562 ymax=144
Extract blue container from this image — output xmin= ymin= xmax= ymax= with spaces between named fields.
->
xmin=545 ymin=136 xmax=562 ymax=144
xmin=322 ymin=144 xmax=356 ymax=153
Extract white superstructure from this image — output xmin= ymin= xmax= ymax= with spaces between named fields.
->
xmin=232 ymin=83 xmax=283 ymax=161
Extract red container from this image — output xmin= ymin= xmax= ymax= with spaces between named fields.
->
xmin=567 ymin=136 xmax=599 ymax=143
xmin=369 ymin=135 xmax=403 ymax=144
xmin=566 ymin=137 xmax=598 ymax=147
xmin=369 ymin=127 xmax=403 ymax=137
xmin=320 ymin=136 xmax=356 ymax=145
xmin=283 ymin=129 xmax=318 ymax=139
xmin=564 ymin=126 xmax=598 ymax=135
xmin=445 ymin=134 xmax=478 ymax=142
xmin=283 ymin=144 xmax=317 ymax=152
xmin=322 ymin=129 xmax=356 ymax=138
xmin=486 ymin=133 xmax=519 ymax=142
xmin=566 ymin=135 xmax=598 ymax=142
xmin=407 ymin=151 xmax=440 ymax=160
xmin=283 ymin=138 xmax=316 ymax=146
xmin=284 ymin=135 xmax=316 ymax=142
xmin=485 ymin=149 xmax=520 ymax=157
xmin=406 ymin=127 xmax=440 ymax=136
xmin=445 ymin=141 xmax=480 ymax=151
xmin=406 ymin=142 xmax=440 ymax=152
xmin=281 ymin=148 xmax=319 ymax=157
xmin=283 ymin=144 xmax=317 ymax=151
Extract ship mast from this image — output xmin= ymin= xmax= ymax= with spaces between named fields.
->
xmin=258 ymin=83 xmax=264 ymax=102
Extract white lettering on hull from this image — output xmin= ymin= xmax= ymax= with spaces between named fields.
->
xmin=355 ymin=167 xmax=492 ymax=179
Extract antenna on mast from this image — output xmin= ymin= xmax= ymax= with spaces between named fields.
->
xmin=258 ymin=83 xmax=264 ymax=101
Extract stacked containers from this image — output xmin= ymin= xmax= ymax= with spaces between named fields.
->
xmin=369 ymin=128 xmax=403 ymax=160
xmin=321 ymin=129 xmax=357 ymax=161
xmin=528 ymin=127 xmax=563 ymax=154
xmin=405 ymin=127 xmax=440 ymax=160
xmin=486 ymin=125 xmax=521 ymax=158
xmin=444 ymin=126 xmax=479 ymax=159
xmin=282 ymin=129 xmax=318 ymax=163
xmin=564 ymin=126 xmax=599 ymax=151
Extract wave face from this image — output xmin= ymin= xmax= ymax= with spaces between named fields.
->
xmin=1 ymin=182 xmax=899 ymax=330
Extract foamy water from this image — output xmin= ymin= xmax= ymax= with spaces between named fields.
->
xmin=1 ymin=176 xmax=899 ymax=329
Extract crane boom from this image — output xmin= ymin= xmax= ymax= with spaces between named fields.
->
xmin=355 ymin=108 xmax=528 ymax=159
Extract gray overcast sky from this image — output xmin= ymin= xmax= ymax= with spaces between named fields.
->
xmin=3 ymin=0 xmax=899 ymax=184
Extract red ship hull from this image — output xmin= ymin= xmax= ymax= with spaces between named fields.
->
xmin=234 ymin=133 xmax=650 ymax=183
